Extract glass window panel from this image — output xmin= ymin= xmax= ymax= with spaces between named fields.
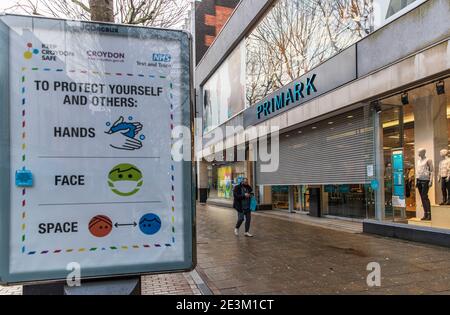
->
xmin=385 ymin=0 xmax=418 ymax=19
xmin=377 ymin=78 xmax=450 ymax=228
xmin=246 ymin=0 xmax=374 ymax=106
xmin=202 ymin=42 xmax=246 ymax=133
xmin=245 ymin=0 xmax=424 ymax=107
xmin=272 ymin=186 xmax=290 ymax=210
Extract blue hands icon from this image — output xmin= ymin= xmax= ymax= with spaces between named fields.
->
xmin=106 ymin=116 xmax=144 ymax=151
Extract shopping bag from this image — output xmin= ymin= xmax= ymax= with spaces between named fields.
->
xmin=250 ymin=196 xmax=257 ymax=212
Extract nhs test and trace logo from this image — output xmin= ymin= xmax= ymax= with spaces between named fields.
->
xmin=152 ymin=53 xmax=171 ymax=63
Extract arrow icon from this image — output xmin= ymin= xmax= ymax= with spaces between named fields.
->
xmin=114 ymin=222 xmax=137 ymax=228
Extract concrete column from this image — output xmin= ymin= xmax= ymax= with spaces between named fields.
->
xmin=298 ymin=186 xmax=303 ymax=212
xmin=246 ymin=161 xmax=254 ymax=187
xmin=198 ymin=160 xmax=209 ymax=189
xmin=413 ymin=87 xmax=447 ymax=218
xmin=374 ymin=109 xmax=386 ymax=221
xmin=198 ymin=160 xmax=209 ymax=203
xmin=258 ymin=185 xmax=272 ymax=207
xmin=248 ymin=141 xmax=257 ymax=190
xmin=321 ymin=189 xmax=329 ymax=214
xmin=288 ymin=186 xmax=295 ymax=213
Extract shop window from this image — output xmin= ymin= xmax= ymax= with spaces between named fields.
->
xmin=378 ymin=78 xmax=450 ymax=229
xmin=202 ymin=42 xmax=246 ymax=133
xmin=208 ymin=162 xmax=246 ymax=200
xmin=246 ymin=0 xmax=374 ymax=106
xmin=385 ymin=0 xmax=418 ymax=19
xmin=272 ymin=186 xmax=289 ymax=210
xmin=322 ymin=184 xmax=375 ymax=219
xmin=294 ymin=186 xmax=310 ymax=212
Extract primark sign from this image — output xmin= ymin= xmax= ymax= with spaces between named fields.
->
xmin=243 ymin=45 xmax=357 ymax=128
xmin=256 ymin=74 xmax=317 ymax=120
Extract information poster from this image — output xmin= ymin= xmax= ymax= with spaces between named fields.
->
xmin=392 ymin=149 xmax=406 ymax=208
xmin=217 ymin=166 xmax=232 ymax=199
xmin=0 ymin=15 xmax=193 ymax=284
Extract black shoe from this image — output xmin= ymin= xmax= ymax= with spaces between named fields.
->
xmin=440 ymin=202 xmax=446 ymax=206
xmin=421 ymin=216 xmax=431 ymax=221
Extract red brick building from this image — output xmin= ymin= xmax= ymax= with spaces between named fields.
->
xmin=195 ymin=0 xmax=240 ymax=65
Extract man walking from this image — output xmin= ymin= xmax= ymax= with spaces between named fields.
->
xmin=233 ymin=178 xmax=254 ymax=237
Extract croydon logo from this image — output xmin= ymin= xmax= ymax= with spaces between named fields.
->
xmin=24 ymin=43 xmax=40 ymax=60
xmin=87 ymin=50 xmax=125 ymax=63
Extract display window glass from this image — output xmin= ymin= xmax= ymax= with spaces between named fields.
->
xmin=202 ymin=42 xmax=246 ymax=133
xmin=272 ymin=186 xmax=290 ymax=210
xmin=207 ymin=162 xmax=246 ymax=200
xmin=322 ymin=184 xmax=375 ymax=219
xmin=378 ymin=78 xmax=450 ymax=229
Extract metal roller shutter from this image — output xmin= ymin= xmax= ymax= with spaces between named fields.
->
xmin=256 ymin=107 xmax=374 ymax=185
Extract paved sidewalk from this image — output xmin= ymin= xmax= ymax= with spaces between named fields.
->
xmin=141 ymin=272 xmax=201 ymax=295
xmin=256 ymin=210 xmax=363 ymax=233
xmin=196 ymin=204 xmax=450 ymax=295
xmin=1 ymin=272 xmax=202 ymax=295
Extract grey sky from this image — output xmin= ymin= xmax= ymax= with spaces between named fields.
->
xmin=0 ymin=0 xmax=25 ymax=13
xmin=1 ymin=0 xmax=17 ymax=9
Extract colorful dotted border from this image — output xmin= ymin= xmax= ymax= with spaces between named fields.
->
xmin=20 ymin=67 xmax=175 ymax=255
xmin=30 ymin=67 xmax=167 ymax=79
xmin=27 ymin=243 xmax=172 ymax=255
xmin=21 ymin=67 xmax=27 ymax=254
xmin=170 ymin=83 xmax=176 ymax=244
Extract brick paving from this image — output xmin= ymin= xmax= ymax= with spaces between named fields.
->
xmin=196 ymin=204 xmax=450 ymax=295
xmin=141 ymin=272 xmax=201 ymax=295
xmin=1 ymin=273 xmax=201 ymax=295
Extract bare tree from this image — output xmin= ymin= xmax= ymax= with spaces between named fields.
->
xmin=246 ymin=0 xmax=374 ymax=106
xmin=11 ymin=0 xmax=189 ymax=28
xmin=115 ymin=0 xmax=190 ymax=27
xmin=90 ymin=0 xmax=114 ymax=22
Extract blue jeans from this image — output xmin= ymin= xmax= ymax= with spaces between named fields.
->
xmin=236 ymin=211 xmax=251 ymax=233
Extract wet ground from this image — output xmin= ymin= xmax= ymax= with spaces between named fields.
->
xmin=196 ymin=204 xmax=450 ymax=295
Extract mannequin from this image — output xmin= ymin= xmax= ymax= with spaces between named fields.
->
xmin=416 ymin=148 xmax=434 ymax=221
xmin=438 ymin=149 xmax=450 ymax=205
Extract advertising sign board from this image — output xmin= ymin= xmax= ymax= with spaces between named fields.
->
xmin=0 ymin=15 xmax=195 ymax=284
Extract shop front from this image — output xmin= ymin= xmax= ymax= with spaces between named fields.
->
xmin=256 ymin=106 xmax=377 ymax=220
xmin=257 ymin=76 xmax=450 ymax=225
xmin=195 ymin=0 xmax=449 ymax=245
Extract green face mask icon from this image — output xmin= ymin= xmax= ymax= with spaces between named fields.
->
xmin=108 ymin=163 xmax=143 ymax=197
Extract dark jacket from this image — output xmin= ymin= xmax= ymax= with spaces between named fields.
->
xmin=233 ymin=183 xmax=253 ymax=213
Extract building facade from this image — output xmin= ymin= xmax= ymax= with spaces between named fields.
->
xmin=195 ymin=0 xmax=450 ymax=240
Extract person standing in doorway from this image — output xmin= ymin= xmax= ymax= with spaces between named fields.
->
xmin=233 ymin=178 xmax=254 ymax=237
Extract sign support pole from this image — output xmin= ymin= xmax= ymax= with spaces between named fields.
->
xmin=23 ymin=277 xmax=141 ymax=295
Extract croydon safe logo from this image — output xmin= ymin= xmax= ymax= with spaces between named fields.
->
xmin=24 ymin=42 xmax=75 ymax=61
xmin=23 ymin=43 xmax=40 ymax=60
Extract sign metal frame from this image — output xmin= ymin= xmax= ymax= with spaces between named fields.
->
xmin=0 ymin=14 xmax=196 ymax=285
